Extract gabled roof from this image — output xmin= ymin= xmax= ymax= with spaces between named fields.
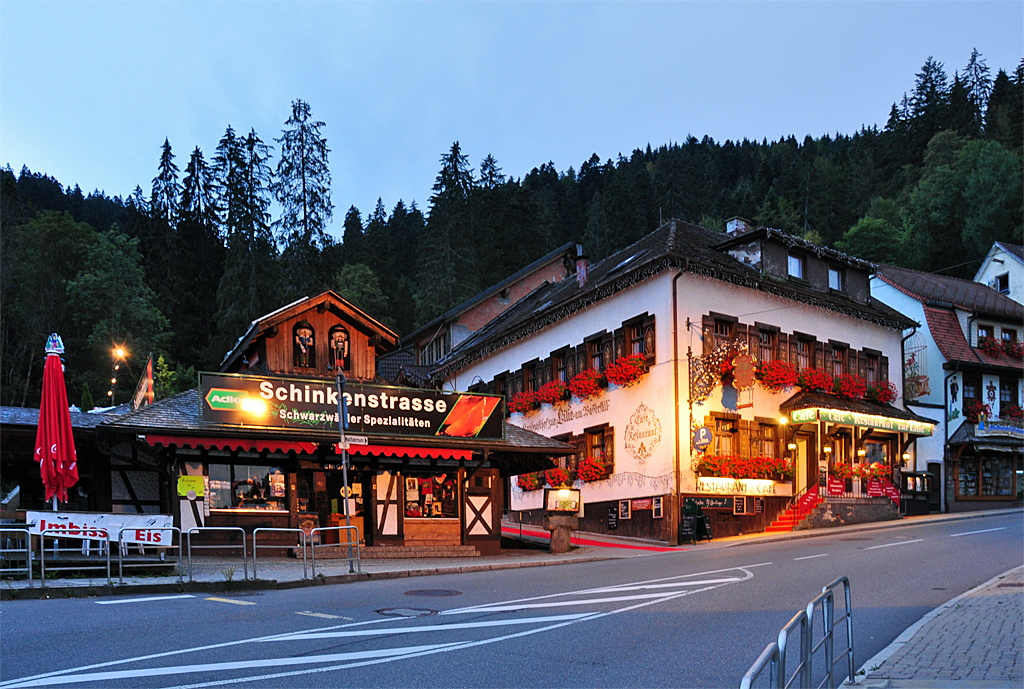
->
xmin=220 ymin=291 xmax=399 ymax=371
xmin=923 ymin=307 xmax=978 ymax=365
xmin=435 ymin=221 xmax=915 ymax=380
xmin=994 ymin=242 xmax=1024 ymax=262
xmin=403 ymin=242 xmax=578 ymax=345
xmin=875 ymin=264 xmax=1023 ymax=320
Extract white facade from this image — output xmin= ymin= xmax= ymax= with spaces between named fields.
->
xmin=974 ymin=243 xmax=1024 ymax=305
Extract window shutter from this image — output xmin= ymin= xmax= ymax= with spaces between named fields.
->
xmin=566 ymin=350 xmax=577 ymax=379
xmin=602 ymin=335 xmax=614 ymax=371
xmin=856 ymin=352 xmax=866 ymax=379
xmin=643 ymin=316 xmax=656 ymax=365
xmin=614 ymin=328 xmax=625 ymax=361
xmin=603 ymin=427 xmax=615 ymax=478
xmin=814 ymin=341 xmax=824 ymax=370
xmin=513 ymin=371 xmax=523 ymax=395
xmin=823 ymin=346 xmax=833 ymax=373
xmin=777 ymin=333 xmax=788 ymax=363
xmin=738 ymin=420 xmax=752 ymax=459
xmin=541 ymin=358 xmax=551 ymax=385
xmin=881 ymin=356 xmax=889 ymax=382
xmin=702 ymin=315 xmax=713 ymax=356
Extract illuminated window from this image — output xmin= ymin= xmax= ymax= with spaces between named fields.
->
xmin=865 ymin=355 xmax=879 ymax=385
xmin=758 ymin=330 xmax=775 ymax=363
xmin=759 ymin=424 xmax=777 ymax=458
xmin=714 ymin=418 xmax=736 ymax=455
xmin=831 ymin=346 xmax=846 ymax=376
xmin=796 ymin=339 xmax=811 ymax=371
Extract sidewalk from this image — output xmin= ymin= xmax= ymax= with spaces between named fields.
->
xmin=849 ymin=565 xmax=1023 ymax=689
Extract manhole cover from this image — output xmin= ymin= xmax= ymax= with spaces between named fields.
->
xmin=375 ymin=607 xmax=438 ymax=618
xmin=404 ymin=589 xmax=462 ymax=597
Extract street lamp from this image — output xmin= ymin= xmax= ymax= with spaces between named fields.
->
xmin=109 ymin=345 xmax=128 ymax=406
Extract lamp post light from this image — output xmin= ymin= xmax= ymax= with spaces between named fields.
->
xmin=109 ymin=346 xmax=128 ymax=406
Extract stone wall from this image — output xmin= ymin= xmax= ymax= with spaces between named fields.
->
xmin=797 ymin=497 xmax=899 ymax=530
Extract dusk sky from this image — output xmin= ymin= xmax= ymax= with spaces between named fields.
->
xmin=2 ymin=1 xmax=1021 ymax=241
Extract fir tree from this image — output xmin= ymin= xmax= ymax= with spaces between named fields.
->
xmin=151 ymin=138 xmax=180 ymax=225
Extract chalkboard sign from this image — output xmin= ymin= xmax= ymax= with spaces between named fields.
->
xmin=734 ymin=496 xmax=749 ymax=515
xmin=754 ymin=497 xmax=764 ymax=514
xmin=607 ymin=505 xmax=618 ymax=530
xmin=680 ymin=514 xmax=697 ymax=544
xmin=685 ymin=496 xmax=734 ymax=510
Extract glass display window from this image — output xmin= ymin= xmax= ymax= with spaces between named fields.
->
xmin=208 ymin=464 xmax=286 ymax=510
xmin=405 ymin=473 xmax=458 ymax=519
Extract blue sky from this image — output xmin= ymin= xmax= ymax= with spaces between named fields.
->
xmin=2 ymin=1 xmax=1021 ymax=240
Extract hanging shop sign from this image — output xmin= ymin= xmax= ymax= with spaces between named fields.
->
xmin=976 ymin=417 xmax=1024 ymax=439
xmin=695 ymin=477 xmax=793 ymax=497
xmin=199 ymin=373 xmax=504 ymax=439
xmin=788 ymin=407 xmax=933 ymax=436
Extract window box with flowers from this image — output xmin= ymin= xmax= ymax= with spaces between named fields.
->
xmin=978 ymin=336 xmax=1002 ymax=358
xmin=604 ymin=354 xmax=648 ymax=387
xmin=797 ymin=368 xmax=834 ymax=393
xmin=1004 ymin=340 xmax=1024 ymax=359
xmin=695 ymin=455 xmax=794 ymax=481
xmin=756 ymin=360 xmax=798 ymax=394
xmin=569 ymin=369 xmax=606 ymax=401
xmin=1003 ymin=404 xmax=1023 ymax=422
xmin=508 ymin=390 xmax=540 ymax=415
xmin=833 ymin=373 xmax=866 ymax=401
xmin=545 ymin=467 xmax=571 ymax=488
xmin=866 ymin=380 xmax=898 ymax=405
xmin=536 ymin=380 xmax=570 ymax=406
xmin=515 ymin=472 xmax=543 ymax=492
xmin=963 ymin=400 xmax=991 ymax=424
xmin=576 ymin=458 xmax=605 ymax=483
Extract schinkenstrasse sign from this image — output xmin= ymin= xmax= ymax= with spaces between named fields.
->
xmin=199 ymin=373 xmax=504 ymax=439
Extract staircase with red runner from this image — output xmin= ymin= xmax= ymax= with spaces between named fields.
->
xmin=765 ymin=490 xmax=822 ymax=533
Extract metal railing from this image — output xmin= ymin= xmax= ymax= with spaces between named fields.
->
xmin=117 ymin=526 xmax=181 ymax=585
xmin=0 ymin=527 xmax=32 ymax=584
xmin=186 ymin=527 xmax=248 ymax=582
xmin=252 ymin=528 xmax=307 ymax=580
xmin=40 ymin=528 xmax=111 ymax=587
xmin=740 ymin=577 xmax=855 ymax=689
xmin=502 ymin=509 xmax=524 ymax=540
xmin=310 ymin=526 xmax=361 ymax=578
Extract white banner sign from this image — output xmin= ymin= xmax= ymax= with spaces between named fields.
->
xmin=695 ymin=477 xmax=794 ymax=497
xmin=26 ymin=511 xmax=174 ymax=545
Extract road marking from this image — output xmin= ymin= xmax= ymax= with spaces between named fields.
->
xmin=296 ymin=611 xmax=351 ymax=620
xmin=441 ymin=591 xmax=691 ymax=614
xmin=0 ymin=644 xmax=460 ymax=688
xmin=582 ymin=577 xmax=742 ymax=593
xmin=950 ymin=527 xmax=1005 ymax=537
xmin=205 ymin=597 xmax=256 ymax=606
xmin=95 ymin=594 xmax=194 ymax=605
xmin=862 ymin=539 xmax=924 ymax=550
xmin=268 ymin=613 xmax=592 ymax=641
xmin=793 ymin=553 xmax=829 ymax=561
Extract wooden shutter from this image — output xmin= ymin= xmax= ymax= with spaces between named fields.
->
xmin=738 ymin=420 xmax=752 ymax=459
xmin=614 ymin=328 xmax=624 ymax=361
xmin=777 ymin=333 xmax=788 ymax=363
xmin=603 ymin=427 xmax=615 ymax=477
xmin=881 ymin=356 xmax=889 ymax=382
xmin=814 ymin=341 xmax=824 ymax=370
xmin=643 ymin=315 xmax=656 ymax=365
xmin=702 ymin=315 xmax=713 ymax=356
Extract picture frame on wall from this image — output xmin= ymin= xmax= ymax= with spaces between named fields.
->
xmin=618 ymin=499 xmax=631 ymax=520
xmin=405 ymin=477 xmax=419 ymax=500
xmin=652 ymin=496 xmax=663 ymax=519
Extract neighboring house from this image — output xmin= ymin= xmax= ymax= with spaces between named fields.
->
xmin=436 ymin=219 xmax=935 ymax=543
xmin=974 ymin=242 xmax=1024 ymax=305
xmin=871 ymin=265 xmax=1024 ymax=512
xmin=400 ymin=242 xmax=581 ymax=371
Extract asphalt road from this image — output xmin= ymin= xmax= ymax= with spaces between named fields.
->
xmin=2 ymin=511 xmax=1021 ymax=689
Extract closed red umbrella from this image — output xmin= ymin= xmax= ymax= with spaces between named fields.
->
xmin=34 ymin=333 xmax=78 ymax=507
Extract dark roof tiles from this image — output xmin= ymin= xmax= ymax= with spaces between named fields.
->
xmin=876 ymin=264 xmax=1023 ymax=319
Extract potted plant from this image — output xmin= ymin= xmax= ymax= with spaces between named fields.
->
xmin=1003 ymin=404 xmax=1023 ymax=421
xmin=604 ymin=354 xmax=647 ymax=387
xmin=515 ymin=473 xmax=542 ymax=491
xmin=963 ymin=399 xmax=991 ymax=424
xmin=1004 ymin=340 xmax=1023 ymax=359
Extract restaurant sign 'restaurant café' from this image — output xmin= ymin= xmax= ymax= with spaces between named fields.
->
xmin=199 ymin=372 xmax=504 ymax=439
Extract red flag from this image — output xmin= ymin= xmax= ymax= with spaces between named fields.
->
xmin=132 ymin=354 xmax=154 ymax=410
xmin=34 ymin=334 xmax=78 ymax=504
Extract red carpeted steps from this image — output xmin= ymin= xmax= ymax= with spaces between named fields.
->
xmin=765 ymin=491 xmax=823 ymax=533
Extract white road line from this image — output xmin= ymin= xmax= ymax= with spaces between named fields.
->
xmin=296 ymin=611 xmax=351 ymax=620
xmin=442 ymin=591 xmax=685 ymax=614
xmin=0 ymin=644 xmax=460 ymax=689
xmin=793 ymin=554 xmax=830 ymax=561
xmin=267 ymin=613 xmax=592 ymax=641
xmin=862 ymin=539 xmax=924 ymax=550
xmin=95 ymin=594 xmax=195 ymax=605
xmin=950 ymin=527 xmax=1005 ymax=537
xmin=205 ymin=597 xmax=256 ymax=606
xmin=575 ymin=577 xmax=742 ymax=593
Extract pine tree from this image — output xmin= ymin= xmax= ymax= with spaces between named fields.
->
xmin=181 ymin=147 xmax=219 ymax=230
xmin=151 ymin=138 xmax=180 ymax=225
xmin=274 ymin=99 xmax=333 ymax=295
xmin=341 ymin=205 xmax=365 ymax=265
xmin=213 ymin=126 xmax=245 ymax=240
xmin=963 ymin=48 xmax=993 ymax=113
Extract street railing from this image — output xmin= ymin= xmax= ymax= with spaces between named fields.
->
xmin=740 ymin=577 xmax=855 ymax=689
xmin=310 ymin=526 xmax=360 ymax=578
xmin=40 ymin=528 xmax=110 ymax=587
xmin=117 ymin=526 xmax=181 ymax=585
xmin=186 ymin=527 xmax=248 ymax=582
xmin=502 ymin=509 xmax=524 ymax=540
xmin=252 ymin=528 xmax=307 ymax=581
xmin=0 ymin=527 xmax=32 ymax=584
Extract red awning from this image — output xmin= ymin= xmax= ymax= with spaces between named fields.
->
xmin=146 ymin=435 xmax=318 ymax=455
xmin=343 ymin=444 xmax=472 ymax=461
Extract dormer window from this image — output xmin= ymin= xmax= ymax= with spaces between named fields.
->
xmin=788 ymin=253 xmax=805 ymax=280
xmin=1002 ymin=329 xmax=1018 ymax=343
xmin=828 ymin=267 xmax=845 ymax=292
xmin=293 ymin=322 xmax=316 ymax=369
xmin=978 ymin=325 xmax=993 ymax=343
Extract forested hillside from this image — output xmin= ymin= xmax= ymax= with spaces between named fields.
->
xmin=2 ymin=53 xmax=1021 ymax=409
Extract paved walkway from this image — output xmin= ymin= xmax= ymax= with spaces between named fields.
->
xmin=850 ymin=564 xmax=1023 ymax=689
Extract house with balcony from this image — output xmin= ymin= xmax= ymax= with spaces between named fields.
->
xmin=871 ymin=264 xmax=1024 ymax=512
xmin=433 ymin=219 xmax=935 ymax=542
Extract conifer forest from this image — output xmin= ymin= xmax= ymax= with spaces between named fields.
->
xmin=2 ymin=53 xmax=1022 ymax=408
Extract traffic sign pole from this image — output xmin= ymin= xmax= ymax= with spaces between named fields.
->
xmin=335 ymin=374 xmax=354 ymax=573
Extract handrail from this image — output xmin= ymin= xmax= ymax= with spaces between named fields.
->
xmin=0 ymin=528 xmax=33 ymax=585
xmin=822 ymin=577 xmax=855 ymax=685
xmin=741 ymin=578 xmax=854 ymax=689
xmin=310 ymin=526 xmax=360 ymax=578
xmin=739 ymin=641 xmax=780 ymax=689
xmin=502 ymin=508 xmax=523 ymax=541
xmin=40 ymin=528 xmax=110 ymax=587
xmin=186 ymin=527 xmax=248 ymax=582
xmin=252 ymin=528 xmax=307 ymax=580
xmin=117 ymin=526 xmax=181 ymax=585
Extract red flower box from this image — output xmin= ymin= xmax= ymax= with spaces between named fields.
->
xmin=1004 ymin=340 xmax=1024 ymax=359
xmin=577 ymin=458 xmax=605 ymax=482
xmin=694 ymin=455 xmax=794 ymax=480
xmin=516 ymin=473 xmax=542 ymax=491
xmin=963 ymin=399 xmax=991 ymax=424
xmin=604 ymin=354 xmax=648 ymax=387
xmin=756 ymin=360 xmax=798 ymax=393
xmin=797 ymin=368 xmax=833 ymax=393
xmin=866 ymin=380 xmax=898 ymax=405
xmin=545 ymin=467 xmax=570 ymax=487
xmin=508 ymin=390 xmax=540 ymax=414
xmin=1003 ymin=404 xmax=1023 ymax=421
xmin=569 ymin=369 xmax=605 ymax=400
xmin=834 ymin=373 xmax=867 ymax=400
xmin=978 ymin=336 xmax=1002 ymax=357
xmin=536 ymin=380 xmax=570 ymax=405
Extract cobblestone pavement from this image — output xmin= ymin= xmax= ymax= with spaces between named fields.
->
xmin=855 ymin=565 xmax=1024 ymax=689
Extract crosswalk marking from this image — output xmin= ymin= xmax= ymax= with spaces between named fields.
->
xmin=205 ymin=597 xmax=256 ymax=606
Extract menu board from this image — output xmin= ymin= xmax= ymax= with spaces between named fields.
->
xmin=685 ymin=496 xmax=734 ymax=510
xmin=607 ymin=505 xmax=618 ymax=530
xmin=680 ymin=514 xmax=696 ymax=543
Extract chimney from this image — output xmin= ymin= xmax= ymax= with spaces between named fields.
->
xmin=575 ymin=243 xmax=589 ymax=287
xmin=726 ymin=217 xmax=752 ymax=236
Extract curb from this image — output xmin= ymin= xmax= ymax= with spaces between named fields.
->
xmin=842 ymin=564 xmax=1024 ymax=687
